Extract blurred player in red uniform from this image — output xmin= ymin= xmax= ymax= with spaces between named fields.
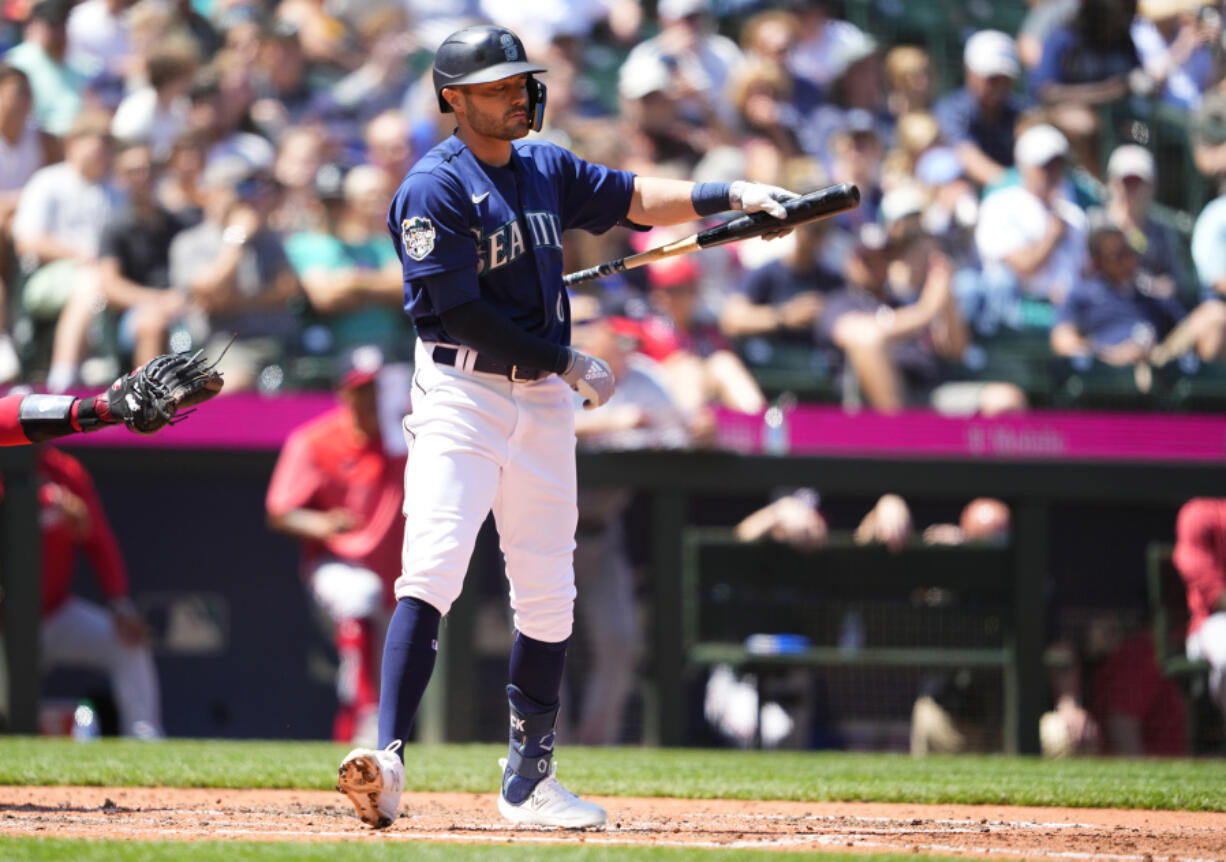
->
xmin=0 ymin=446 xmax=164 ymax=737
xmin=1091 ymin=628 xmax=1186 ymax=756
xmin=1173 ymin=498 xmax=1226 ymax=725
xmin=266 ymin=347 xmax=407 ymax=743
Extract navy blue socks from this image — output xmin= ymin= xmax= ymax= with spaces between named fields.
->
xmin=377 ymin=597 xmax=441 ymax=759
xmin=502 ymin=632 xmax=568 ymax=803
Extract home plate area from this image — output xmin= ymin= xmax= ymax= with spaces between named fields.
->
xmin=1 ymin=786 xmax=1224 ymax=859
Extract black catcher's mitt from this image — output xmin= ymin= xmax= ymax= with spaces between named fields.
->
xmin=103 ymin=349 xmax=226 ymax=435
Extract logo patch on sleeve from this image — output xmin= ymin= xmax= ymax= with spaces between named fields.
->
xmin=402 ymin=217 xmax=436 ymax=261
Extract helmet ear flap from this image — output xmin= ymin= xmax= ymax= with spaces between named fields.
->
xmin=528 ymin=77 xmax=546 ymax=132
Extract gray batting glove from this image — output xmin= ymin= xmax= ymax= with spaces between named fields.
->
xmin=560 ymin=347 xmax=615 ymax=410
xmin=729 ymin=180 xmax=800 ymax=220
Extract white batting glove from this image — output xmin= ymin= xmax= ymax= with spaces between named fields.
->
xmin=729 ymin=181 xmax=800 ymax=220
xmin=560 ymin=347 xmax=615 ymax=410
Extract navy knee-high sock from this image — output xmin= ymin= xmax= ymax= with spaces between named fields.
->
xmin=377 ymin=597 xmax=441 ymax=760
xmin=502 ymin=631 xmax=568 ymax=803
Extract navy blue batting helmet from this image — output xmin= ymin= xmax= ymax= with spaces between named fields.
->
xmin=432 ymin=26 xmax=548 ymax=131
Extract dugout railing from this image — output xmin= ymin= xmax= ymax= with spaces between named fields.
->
xmin=681 ymin=527 xmax=1018 ymax=751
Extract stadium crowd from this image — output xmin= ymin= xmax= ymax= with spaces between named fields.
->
xmin=3 ymin=0 xmax=1226 ymax=411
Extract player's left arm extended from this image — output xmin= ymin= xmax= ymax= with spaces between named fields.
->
xmin=626 ymin=176 xmax=799 ymax=227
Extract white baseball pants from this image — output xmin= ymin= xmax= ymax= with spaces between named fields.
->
xmin=41 ymin=597 xmax=163 ymax=738
xmin=1187 ymin=611 xmax=1226 ymax=718
xmin=395 ymin=340 xmax=578 ymax=643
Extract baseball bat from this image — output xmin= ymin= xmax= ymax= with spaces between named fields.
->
xmin=562 ymin=182 xmax=861 ymax=287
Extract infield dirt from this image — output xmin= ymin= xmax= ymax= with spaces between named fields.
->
xmin=2 ymin=786 xmax=1225 ymax=859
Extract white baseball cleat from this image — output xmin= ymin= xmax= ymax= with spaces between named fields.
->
xmin=497 ymin=758 xmax=607 ymax=829
xmin=337 ymin=739 xmax=405 ymax=828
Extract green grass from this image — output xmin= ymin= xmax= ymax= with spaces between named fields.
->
xmin=1 ymin=737 xmax=1224 ymax=811
xmin=0 ymin=839 xmax=933 ymax=862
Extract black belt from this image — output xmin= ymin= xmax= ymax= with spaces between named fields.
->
xmin=431 ymin=345 xmax=547 ymax=382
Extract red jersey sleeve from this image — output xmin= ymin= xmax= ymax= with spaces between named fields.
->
xmin=266 ymin=426 xmax=326 ymax=517
xmin=1173 ymin=498 xmax=1226 ymax=635
xmin=46 ymin=448 xmax=130 ymax=601
xmin=0 ymin=394 xmax=31 ymax=446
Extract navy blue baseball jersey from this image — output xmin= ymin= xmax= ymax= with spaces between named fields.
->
xmin=387 ymin=134 xmax=636 ymax=346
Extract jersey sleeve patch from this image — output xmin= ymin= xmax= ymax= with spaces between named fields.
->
xmin=402 ymin=216 xmax=437 ymax=261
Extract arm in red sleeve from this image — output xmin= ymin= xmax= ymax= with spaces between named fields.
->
xmin=1173 ymin=498 xmax=1226 ymax=623
xmin=266 ymin=426 xmax=325 ymax=518
xmin=0 ymin=394 xmax=32 ymax=446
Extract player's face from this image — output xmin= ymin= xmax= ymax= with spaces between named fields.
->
xmin=452 ymin=74 xmax=531 ymax=140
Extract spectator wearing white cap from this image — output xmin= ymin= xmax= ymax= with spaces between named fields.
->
xmin=933 ymin=30 xmax=1029 ymax=188
xmin=1096 ymin=144 xmax=1190 ymax=302
xmin=970 ymin=124 xmax=1088 ymax=335
xmin=618 ymin=0 xmax=743 ymax=131
xmin=1191 ymin=183 xmax=1226 ymax=302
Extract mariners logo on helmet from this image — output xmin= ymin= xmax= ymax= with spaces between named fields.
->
xmin=500 ymin=33 xmax=518 ymax=61
xmin=402 ymin=216 xmax=436 ymax=261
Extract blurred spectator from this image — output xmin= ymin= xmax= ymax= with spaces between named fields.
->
xmin=275 ymin=0 xmax=358 ymax=73
xmin=249 ymin=22 xmax=317 ymax=140
xmin=824 ymin=111 xmax=884 ymax=230
xmin=636 ymin=251 xmax=767 ymax=415
xmin=3 ymin=0 xmax=87 ymax=137
xmin=183 ymin=62 xmax=274 ymax=175
xmin=93 ymin=141 xmax=191 ymax=367
xmin=266 ymin=346 xmax=406 ymax=744
xmin=620 ymin=0 xmax=743 ymax=130
xmin=327 ymin=8 xmax=415 ymax=136
xmin=1130 ymin=0 xmax=1219 ymax=111
xmin=1029 ymin=0 xmax=1142 ymax=176
xmin=972 ymin=124 xmax=1087 ymax=333
xmin=1017 ymin=0 xmax=1080 ymax=70
xmin=1172 ymin=498 xmax=1226 ymax=727
xmin=617 ymin=52 xmax=713 ymax=171
xmin=12 ymin=109 xmax=120 ymax=390
xmin=1191 ymin=49 xmax=1226 ymax=187
xmin=802 ymin=28 xmax=891 ymax=159
xmin=109 ymin=36 xmax=197 ymax=161
xmin=924 ymin=496 xmax=1012 ymax=546
xmin=933 ymin=30 xmax=1027 ymax=189
xmin=168 ymin=0 xmax=220 ymax=60
xmin=1053 ymin=224 xmax=1226 ymax=367
xmin=727 ymin=56 xmax=804 ymax=179
xmin=156 ymin=130 xmax=207 ymax=224
xmin=817 ymin=224 xmax=956 ymax=412
xmin=1096 ymin=144 xmax=1189 ymax=300
xmin=738 ymin=8 xmax=821 ymax=117
xmin=568 ymin=296 xmax=708 ymax=744
xmin=13 ymin=445 xmax=164 ymax=738
xmin=0 ymin=63 xmax=49 ymax=383
xmin=882 ymin=111 xmax=941 ymax=192
xmin=65 ymin=0 xmax=135 ymax=108
xmin=168 ymin=157 xmax=302 ymax=391
xmin=285 ymin=164 xmax=405 ymax=355
xmin=788 ymin=0 xmax=870 ymax=91
xmin=882 ymin=44 xmax=933 ymax=117
xmin=1190 ymin=167 xmax=1226 ymax=300
xmin=719 ymin=216 xmax=841 ymax=344
xmin=1090 ymin=626 xmax=1188 ymax=755
xmin=271 ymin=124 xmax=329 ymax=233
xmin=362 ymin=109 xmax=414 ymax=188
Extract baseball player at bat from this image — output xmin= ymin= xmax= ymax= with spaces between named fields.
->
xmin=335 ymin=24 xmax=802 ymax=831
